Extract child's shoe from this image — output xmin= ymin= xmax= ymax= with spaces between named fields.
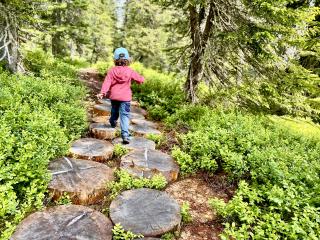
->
xmin=122 ymin=137 xmax=130 ymax=144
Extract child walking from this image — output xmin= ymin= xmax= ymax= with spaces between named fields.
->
xmin=97 ymin=48 xmax=144 ymax=144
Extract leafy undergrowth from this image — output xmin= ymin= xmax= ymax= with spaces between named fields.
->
xmin=0 ymin=49 xmax=88 ymax=239
xmin=171 ymin=110 xmax=320 ymax=239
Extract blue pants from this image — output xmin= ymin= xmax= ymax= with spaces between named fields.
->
xmin=109 ymin=100 xmax=130 ymax=139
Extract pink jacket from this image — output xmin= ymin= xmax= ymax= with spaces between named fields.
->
xmin=100 ymin=66 xmax=144 ymax=101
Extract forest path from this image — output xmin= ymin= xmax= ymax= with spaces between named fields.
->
xmin=11 ymin=69 xmax=232 ymax=240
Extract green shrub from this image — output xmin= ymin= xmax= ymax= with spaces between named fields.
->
xmin=131 ymin=62 xmax=185 ymax=121
xmin=146 ymin=133 xmax=165 ymax=146
xmin=107 ymin=170 xmax=167 ymax=199
xmin=174 ymin=109 xmax=320 ymax=239
xmin=113 ymin=144 xmax=129 ymax=158
xmin=112 ymin=223 xmax=143 ymax=240
xmin=0 ymin=51 xmax=88 ymax=239
xmin=181 ymin=202 xmax=192 ymax=224
xmin=54 ymin=193 xmax=72 ymax=206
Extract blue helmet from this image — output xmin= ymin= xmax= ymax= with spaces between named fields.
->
xmin=114 ymin=47 xmax=130 ymax=60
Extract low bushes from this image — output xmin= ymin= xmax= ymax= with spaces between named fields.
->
xmin=0 ymin=51 xmax=88 ymax=239
xmin=131 ymin=62 xmax=185 ymax=120
xmin=172 ymin=110 xmax=320 ymax=239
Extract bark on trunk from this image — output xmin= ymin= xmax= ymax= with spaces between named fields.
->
xmin=185 ymin=3 xmax=214 ymax=103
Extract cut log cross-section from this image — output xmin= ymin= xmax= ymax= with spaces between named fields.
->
xmin=121 ymin=149 xmax=179 ymax=183
xmin=90 ymin=123 xmax=118 ymax=140
xmin=69 ymin=138 xmax=114 ymax=162
xmin=110 ymin=188 xmax=181 ymax=237
xmin=48 ymin=157 xmax=114 ymax=205
xmin=93 ymin=104 xmax=112 ymax=116
xmin=11 ymin=205 xmax=113 ymax=240
xmin=113 ymin=137 xmax=156 ymax=151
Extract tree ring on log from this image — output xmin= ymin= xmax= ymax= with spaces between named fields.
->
xmin=112 ymin=137 xmax=156 ymax=151
xmin=92 ymin=116 xmax=108 ymax=123
xmin=11 ymin=205 xmax=113 ymax=240
xmin=93 ymin=104 xmax=111 ymax=116
xmin=110 ymin=188 xmax=181 ymax=237
xmin=131 ymin=119 xmax=158 ymax=128
xmin=129 ymin=124 xmax=161 ymax=136
xmin=90 ymin=123 xmax=118 ymax=140
xmin=69 ymin=138 xmax=113 ymax=162
xmin=120 ymin=149 xmax=179 ymax=182
xmin=48 ymin=157 xmax=114 ymax=205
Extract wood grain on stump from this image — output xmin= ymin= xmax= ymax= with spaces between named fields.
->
xmin=131 ymin=106 xmax=147 ymax=116
xmin=69 ymin=138 xmax=113 ymax=162
xmin=90 ymin=123 xmax=118 ymax=140
xmin=98 ymin=99 xmax=111 ymax=106
xmin=130 ymin=124 xmax=161 ymax=136
xmin=11 ymin=205 xmax=113 ymax=240
xmin=120 ymin=149 xmax=179 ymax=182
xmin=92 ymin=116 xmax=107 ymax=123
xmin=93 ymin=104 xmax=111 ymax=116
xmin=112 ymin=137 xmax=156 ymax=150
xmin=110 ymin=188 xmax=181 ymax=237
xmin=130 ymin=112 xmax=145 ymax=120
xmin=48 ymin=157 xmax=114 ymax=205
xmin=131 ymin=119 xmax=158 ymax=128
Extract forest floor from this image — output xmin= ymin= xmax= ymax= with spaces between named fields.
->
xmin=78 ymin=68 xmax=236 ymax=240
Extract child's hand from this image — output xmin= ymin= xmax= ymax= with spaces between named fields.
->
xmin=96 ymin=93 xmax=104 ymax=99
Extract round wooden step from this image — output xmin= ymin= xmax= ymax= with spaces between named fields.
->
xmin=130 ymin=124 xmax=161 ymax=136
xmin=131 ymin=106 xmax=147 ymax=116
xmin=93 ymin=104 xmax=111 ymax=116
xmin=48 ymin=157 xmax=114 ymax=205
xmin=130 ymin=112 xmax=145 ymax=120
xmin=110 ymin=188 xmax=181 ymax=237
xmin=112 ymin=137 xmax=156 ymax=150
xmin=98 ymin=99 xmax=111 ymax=106
xmin=69 ymin=138 xmax=113 ymax=162
xmin=131 ymin=119 xmax=158 ymax=128
xmin=91 ymin=116 xmax=107 ymax=123
xmin=11 ymin=205 xmax=113 ymax=240
xmin=120 ymin=149 xmax=179 ymax=183
xmin=90 ymin=123 xmax=118 ymax=140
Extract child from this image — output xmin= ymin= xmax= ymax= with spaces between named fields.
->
xmin=97 ymin=48 xmax=144 ymax=144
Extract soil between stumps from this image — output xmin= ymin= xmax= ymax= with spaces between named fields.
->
xmin=113 ymin=137 xmax=156 ymax=150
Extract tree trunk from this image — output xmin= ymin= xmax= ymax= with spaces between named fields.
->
xmin=184 ymin=3 xmax=214 ymax=103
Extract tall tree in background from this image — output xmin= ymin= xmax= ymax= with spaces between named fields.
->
xmin=0 ymin=0 xmax=49 ymax=72
xmin=50 ymin=0 xmax=89 ymax=57
xmin=120 ymin=0 xmax=179 ymax=70
xmin=85 ymin=0 xmax=115 ymax=63
xmin=156 ymin=0 xmax=319 ymax=103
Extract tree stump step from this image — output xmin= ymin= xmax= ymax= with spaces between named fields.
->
xmin=131 ymin=119 xmax=158 ymax=128
xmin=112 ymin=137 xmax=156 ymax=150
xmin=90 ymin=123 xmax=118 ymax=140
xmin=98 ymin=99 xmax=111 ymax=106
xmin=110 ymin=188 xmax=181 ymax=237
xmin=131 ymin=106 xmax=147 ymax=116
xmin=93 ymin=104 xmax=111 ymax=116
xmin=130 ymin=112 xmax=145 ymax=120
xmin=69 ymin=138 xmax=113 ymax=162
xmin=120 ymin=149 xmax=179 ymax=182
xmin=130 ymin=124 xmax=161 ymax=136
xmin=11 ymin=205 xmax=113 ymax=240
xmin=48 ymin=157 xmax=114 ymax=205
xmin=92 ymin=116 xmax=107 ymax=123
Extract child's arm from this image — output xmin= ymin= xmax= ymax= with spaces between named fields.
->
xmin=131 ymin=70 xmax=145 ymax=84
xmin=100 ymin=71 xmax=113 ymax=97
